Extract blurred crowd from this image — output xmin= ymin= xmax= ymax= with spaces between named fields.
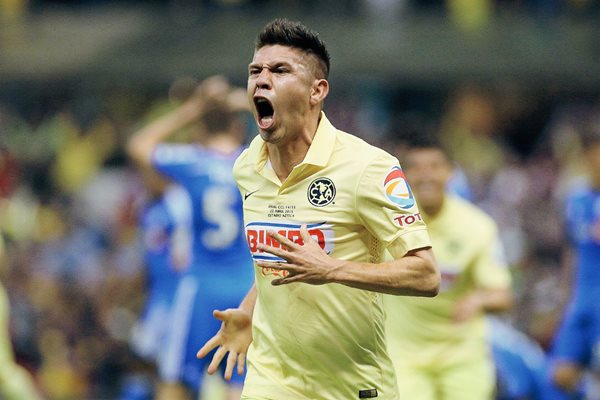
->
xmin=0 ymin=79 xmax=599 ymax=398
xmin=1 ymin=0 xmax=599 ymax=28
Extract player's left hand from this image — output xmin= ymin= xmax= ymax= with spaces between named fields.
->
xmin=452 ymin=293 xmax=483 ymax=323
xmin=255 ymin=224 xmax=342 ymax=286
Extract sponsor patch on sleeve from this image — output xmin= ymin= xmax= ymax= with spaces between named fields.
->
xmin=383 ymin=166 xmax=415 ymax=209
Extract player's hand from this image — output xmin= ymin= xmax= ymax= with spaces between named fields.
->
xmin=182 ymin=75 xmax=230 ymax=116
xmin=199 ymin=75 xmax=231 ymax=102
xmin=227 ymin=87 xmax=251 ymax=112
xmin=196 ymin=308 xmax=253 ymax=381
xmin=452 ymin=293 xmax=482 ymax=323
xmin=255 ymin=224 xmax=342 ymax=286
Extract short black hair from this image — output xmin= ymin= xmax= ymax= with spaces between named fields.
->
xmin=395 ymin=131 xmax=452 ymax=163
xmin=201 ymin=100 xmax=238 ymax=134
xmin=385 ymin=114 xmax=451 ymax=161
xmin=256 ymin=18 xmax=330 ymax=79
xmin=580 ymin=124 xmax=600 ymax=149
xmin=404 ymin=133 xmax=445 ymax=152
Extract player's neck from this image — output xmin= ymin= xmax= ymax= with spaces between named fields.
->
xmin=203 ymin=132 xmax=240 ymax=154
xmin=421 ymin=198 xmax=445 ymax=219
xmin=267 ymin=140 xmax=309 ymax=182
xmin=267 ymin=117 xmax=319 ymax=182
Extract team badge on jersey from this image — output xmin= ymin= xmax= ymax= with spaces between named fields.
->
xmin=307 ymin=178 xmax=336 ymax=207
xmin=384 ymin=166 xmax=415 ymax=209
xmin=245 ymin=221 xmax=334 ymax=264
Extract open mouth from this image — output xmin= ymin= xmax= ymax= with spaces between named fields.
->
xmin=254 ymin=97 xmax=275 ymax=129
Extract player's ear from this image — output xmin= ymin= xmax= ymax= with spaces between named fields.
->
xmin=310 ymin=79 xmax=329 ymax=106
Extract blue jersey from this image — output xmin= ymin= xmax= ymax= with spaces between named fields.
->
xmin=140 ymin=185 xmax=192 ymax=306
xmin=152 ymin=143 xmax=253 ymax=390
xmin=152 ymin=143 xmax=254 ymax=287
xmin=564 ymin=187 xmax=600 ymax=295
xmin=549 ymin=185 xmax=600 ymax=390
xmin=132 ymin=185 xmax=192 ymax=361
xmin=488 ymin=317 xmax=548 ymax=399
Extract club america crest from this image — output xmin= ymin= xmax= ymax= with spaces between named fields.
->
xmin=307 ymin=178 xmax=336 ymax=207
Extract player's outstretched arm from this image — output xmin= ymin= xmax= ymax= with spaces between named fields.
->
xmin=255 ymin=225 xmax=439 ymax=297
xmin=196 ymin=284 xmax=256 ymax=380
xmin=126 ymin=76 xmax=230 ymax=168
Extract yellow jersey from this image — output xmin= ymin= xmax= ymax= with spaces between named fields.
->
xmin=385 ymin=195 xmax=511 ymax=366
xmin=234 ymin=113 xmax=431 ymax=400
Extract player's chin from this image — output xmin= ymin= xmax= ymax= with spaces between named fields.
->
xmin=258 ymin=127 xmax=279 ymax=143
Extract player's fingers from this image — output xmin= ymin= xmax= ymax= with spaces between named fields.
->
xmin=197 ymin=335 xmax=221 ymax=358
xmin=255 ymin=260 xmax=293 ymax=271
xmin=266 ymin=230 xmax=300 ymax=250
xmin=224 ymin=351 xmax=237 ymax=381
xmin=271 ymin=274 xmax=301 ymax=286
xmin=299 ymin=224 xmax=314 ymax=244
xmin=207 ymin=346 xmax=228 ymax=375
xmin=237 ymin=352 xmax=246 ymax=376
xmin=213 ymin=309 xmax=231 ymax=321
xmin=256 ymin=244 xmax=290 ymax=260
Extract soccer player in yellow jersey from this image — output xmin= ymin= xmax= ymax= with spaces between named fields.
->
xmin=384 ymin=135 xmax=513 ymax=400
xmin=0 ymin=238 xmax=43 ymax=400
xmin=197 ymin=18 xmax=440 ymax=400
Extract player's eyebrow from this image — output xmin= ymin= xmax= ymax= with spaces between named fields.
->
xmin=248 ymin=60 xmax=293 ymax=70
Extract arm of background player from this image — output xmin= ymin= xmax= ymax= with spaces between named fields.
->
xmin=559 ymin=245 xmax=575 ymax=307
xmin=454 ymin=226 xmax=514 ymax=322
xmin=453 ymin=287 xmax=514 ymax=323
xmin=126 ymin=76 xmax=230 ymax=168
xmin=197 ymin=284 xmax=256 ymax=380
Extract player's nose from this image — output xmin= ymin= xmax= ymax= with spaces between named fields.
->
xmin=255 ymin=69 xmax=272 ymax=90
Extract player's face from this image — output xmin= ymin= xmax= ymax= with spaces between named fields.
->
xmin=248 ymin=45 xmax=318 ymax=144
xmin=404 ymin=148 xmax=453 ymax=211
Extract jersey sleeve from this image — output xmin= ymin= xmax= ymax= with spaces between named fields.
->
xmin=151 ymin=143 xmax=204 ymax=186
xmin=356 ymin=153 xmax=431 ymax=259
xmin=472 ymin=224 xmax=512 ymax=290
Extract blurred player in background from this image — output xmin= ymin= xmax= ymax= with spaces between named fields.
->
xmin=0 ymin=236 xmax=43 ymax=400
xmin=123 ymin=169 xmax=192 ymax=399
xmin=127 ymin=76 xmax=254 ymax=400
xmin=197 ymin=18 xmax=439 ymax=400
xmin=548 ymin=128 xmax=600 ymax=400
xmin=384 ymin=135 xmax=513 ymax=400
xmin=489 ymin=316 xmax=550 ymax=400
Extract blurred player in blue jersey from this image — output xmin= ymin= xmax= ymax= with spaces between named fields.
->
xmin=130 ymin=170 xmax=192 ymax=362
xmin=127 ymin=76 xmax=254 ymax=400
xmin=548 ymin=127 xmax=600 ymax=400
xmin=488 ymin=316 xmax=550 ymax=400
xmin=125 ymin=170 xmax=192 ymax=400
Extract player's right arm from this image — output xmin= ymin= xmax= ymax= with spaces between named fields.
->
xmin=196 ymin=283 xmax=256 ymax=380
xmin=126 ymin=76 xmax=230 ymax=168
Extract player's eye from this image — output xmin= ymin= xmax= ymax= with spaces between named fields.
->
xmin=273 ymin=66 xmax=288 ymax=74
